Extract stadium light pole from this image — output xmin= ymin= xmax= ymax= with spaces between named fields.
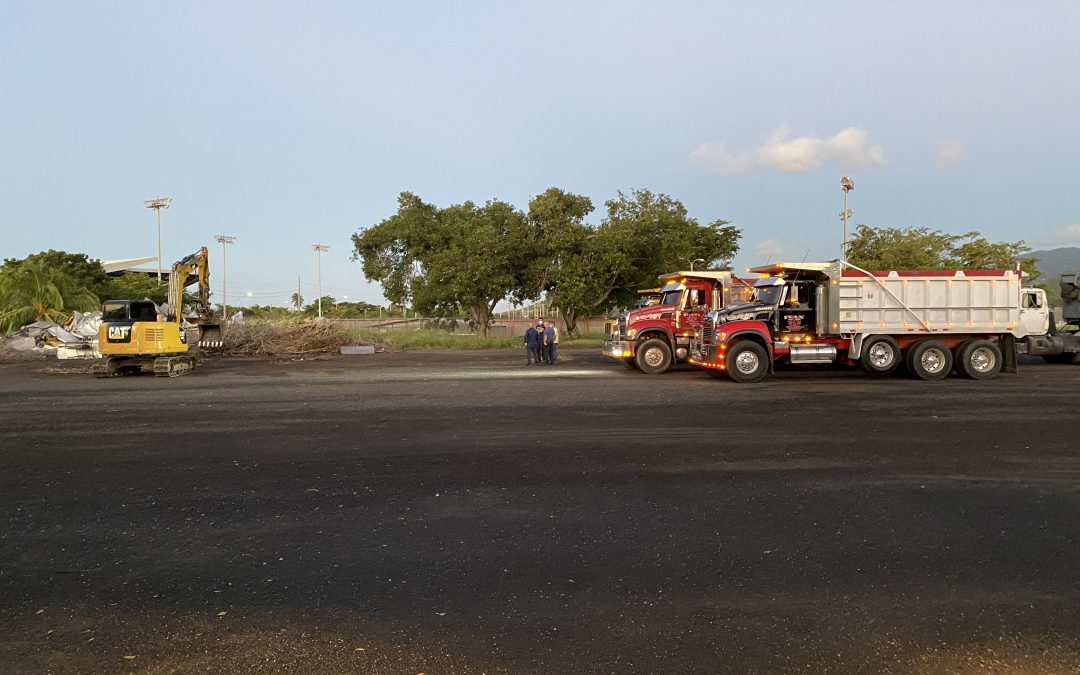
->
xmin=840 ymin=176 xmax=855 ymax=260
xmin=144 ymin=197 xmax=172 ymax=283
xmin=311 ymin=244 xmax=330 ymax=318
xmin=213 ymin=234 xmax=236 ymax=320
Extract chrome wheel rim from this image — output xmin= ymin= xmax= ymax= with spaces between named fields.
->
xmin=868 ymin=343 xmax=894 ymax=368
xmin=735 ymin=351 xmax=760 ymax=374
xmin=643 ymin=347 xmax=665 ymax=367
xmin=970 ymin=347 xmax=996 ymax=373
xmin=920 ymin=348 xmax=946 ymax=374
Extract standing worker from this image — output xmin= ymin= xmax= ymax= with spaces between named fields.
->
xmin=549 ymin=319 xmax=560 ymax=364
xmin=543 ymin=320 xmax=556 ymax=365
xmin=524 ymin=321 xmax=542 ymax=366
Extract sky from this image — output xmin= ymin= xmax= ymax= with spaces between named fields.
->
xmin=2 ymin=1 xmax=1079 ymax=309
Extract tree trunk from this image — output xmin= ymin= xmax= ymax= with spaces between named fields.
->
xmin=470 ymin=298 xmax=500 ymax=337
xmin=561 ymin=308 xmax=579 ymax=339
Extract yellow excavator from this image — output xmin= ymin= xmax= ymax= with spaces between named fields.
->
xmin=94 ymin=247 xmax=223 ymax=377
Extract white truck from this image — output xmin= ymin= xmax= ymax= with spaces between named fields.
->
xmin=689 ymin=261 xmax=1071 ymax=382
xmin=1017 ymin=269 xmax=1080 ymax=364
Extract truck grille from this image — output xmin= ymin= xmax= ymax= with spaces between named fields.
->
xmin=701 ymin=316 xmax=715 ymax=344
xmin=617 ymin=317 xmax=626 ymax=338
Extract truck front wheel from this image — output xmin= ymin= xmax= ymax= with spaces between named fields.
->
xmin=635 ymin=338 xmax=673 ymax=374
xmin=725 ymin=341 xmax=769 ymax=383
xmin=955 ymin=340 xmax=1003 ymax=379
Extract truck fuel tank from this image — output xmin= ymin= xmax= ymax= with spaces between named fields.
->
xmin=788 ymin=343 xmax=838 ymax=364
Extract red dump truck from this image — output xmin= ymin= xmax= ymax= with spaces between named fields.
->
xmin=605 ymin=270 xmax=753 ymax=374
xmin=689 ymin=261 xmax=1065 ymax=382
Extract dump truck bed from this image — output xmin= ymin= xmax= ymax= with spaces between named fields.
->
xmin=827 ymin=270 xmax=1022 ymax=336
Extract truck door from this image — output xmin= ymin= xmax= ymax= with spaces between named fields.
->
xmin=778 ymin=282 xmax=815 ymax=335
xmin=681 ymin=286 xmax=708 ymax=335
xmin=1019 ymin=289 xmax=1050 ymax=337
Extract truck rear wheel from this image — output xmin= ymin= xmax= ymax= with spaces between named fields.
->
xmin=725 ymin=341 xmax=769 ymax=383
xmin=860 ymin=335 xmax=901 ymax=375
xmin=635 ymin=338 xmax=672 ymax=374
xmin=955 ymin=340 xmax=1002 ymax=379
xmin=908 ymin=340 xmax=953 ymax=381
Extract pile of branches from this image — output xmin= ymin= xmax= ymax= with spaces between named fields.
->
xmin=219 ymin=320 xmax=377 ymax=360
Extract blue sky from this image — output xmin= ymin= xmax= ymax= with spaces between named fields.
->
xmin=2 ymin=1 xmax=1078 ymax=308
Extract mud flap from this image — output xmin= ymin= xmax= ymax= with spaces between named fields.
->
xmin=1001 ymin=334 xmax=1018 ymax=373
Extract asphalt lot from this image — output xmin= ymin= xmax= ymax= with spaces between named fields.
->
xmin=2 ymin=348 xmax=1080 ymax=674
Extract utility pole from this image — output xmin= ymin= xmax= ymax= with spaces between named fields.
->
xmin=212 ymin=234 xmax=236 ymax=320
xmin=840 ymin=176 xmax=855 ymax=260
xmin=144 ymin=197 xmax=171 ymax=283
xmin=311 ymin=244 xmax=329 ymax=318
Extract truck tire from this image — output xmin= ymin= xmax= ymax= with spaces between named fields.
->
xmin=725 ymin=341 xmax=769 ymax=383
xmin=955 ymin=339 xmax=1003 ymax=380
xmin=908 ymin=340 xmax=953 ymax=381
xmin=635 ymin=338 xmax=673 ymax=374
xmin=860 ymin=335 xmax=901 ymax=375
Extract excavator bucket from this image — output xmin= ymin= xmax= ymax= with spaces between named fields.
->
xmin=197 ymin=324 xmax=223 ymax=349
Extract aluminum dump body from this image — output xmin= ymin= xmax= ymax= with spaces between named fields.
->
xmin=828 ymin=268 xmax=1023 ymax=337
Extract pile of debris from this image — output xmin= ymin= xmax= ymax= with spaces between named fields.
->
xmin=0 ymin=312 xmax=102 ymax=362
xmin=220 ymin=319 xmax=380 ymax=360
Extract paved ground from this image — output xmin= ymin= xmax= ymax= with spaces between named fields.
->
xmin=2 ymin=349 xmax=1080 ymax=674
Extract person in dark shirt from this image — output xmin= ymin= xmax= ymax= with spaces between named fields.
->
xmin=524 ymin=322 xmax=542 ymax=365
xmin=542 ymin=321 xmax=556 ymax=364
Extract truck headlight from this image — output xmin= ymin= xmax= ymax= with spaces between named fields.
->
xmin=627 ymin=328 xmax=637 ymax=338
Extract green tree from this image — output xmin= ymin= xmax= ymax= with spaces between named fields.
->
xmin=538 ymin=189 xmax=741 ymax=336
xmin=0 ymin=262 xmax=100 ymax=332
xmin=353 ymin=192 xmax=532 ymax=336
xmin=103 ymin=273 xmax=168 ymax=305
xmin=2 ymin=250 xmax=110 ymax=300
xmin=847 ymin=225 xmax=1039 ymax=277
xmin=290 ymin=292 xmax=304 ymax=311
xmin=302 ymin=296 xmax=337 ymax=316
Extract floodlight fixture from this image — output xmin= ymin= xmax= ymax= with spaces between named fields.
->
xmin=145 ymin=196 xmax=172 ymax=282
xmin=213 ymin=234 xmax=237 ymax=319
xmin=311 ymin=244 xmax=330 ymax=318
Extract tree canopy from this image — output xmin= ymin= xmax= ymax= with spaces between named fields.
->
xmin=0 ymin=261 xmax=99 ymax=332
xmin=352 ymin=188 xmax=742 ymax=337
xmin=846 ymin=225 xmax=1039 ymax=278
xmin=529 ymin=188 xmax=741 ymax=335
xmin=352 ymin=192 xmax=532 ymax=335
xmin=3 ymin=250 xmax=110 ymax=300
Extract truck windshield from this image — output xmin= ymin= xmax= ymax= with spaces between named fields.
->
xmin=753 ymin=285 xmax=784 ymax=305
xmin=660 ymin=290 xmax=683 ymax=306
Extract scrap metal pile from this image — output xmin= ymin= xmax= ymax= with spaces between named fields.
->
xmin=220 ymin=319 xmax=379 ymax=359
xmin=0 ymin=312 xmax=102 ymax=362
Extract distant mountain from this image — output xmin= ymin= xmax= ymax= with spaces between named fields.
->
xmin=1023 ymin=246 xmax=1080 ymax=284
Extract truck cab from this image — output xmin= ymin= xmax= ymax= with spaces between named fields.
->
xmin=606 ymin=271 xmax=753 ymax=374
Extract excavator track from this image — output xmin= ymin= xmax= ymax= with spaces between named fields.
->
xmin=92 ymin=358 xmax=142 ymax=378
xmin=153 ymin=356 xmax=196 ymax=377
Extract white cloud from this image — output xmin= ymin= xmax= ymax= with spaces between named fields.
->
xmin=752 ymin=237 xmax=787 ymax=260
xmin=688 ymin=142 xmax=754 ymax=174
xmin=934 ymin=140 xmax=965 ymax=170
xmin=690 ymin=126 xmax=886 ymax=174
